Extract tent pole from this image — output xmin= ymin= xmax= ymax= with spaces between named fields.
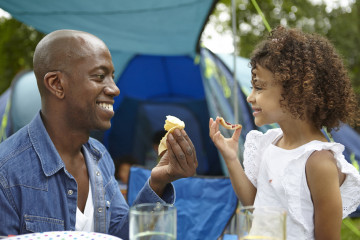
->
xmin=232 ymin=0 xmax=238 ymax=123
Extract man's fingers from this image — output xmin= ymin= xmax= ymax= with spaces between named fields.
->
xmin=167 ymin=129 xmax=196 ymax=174
xmin=181 ymin=129 xmax=198 ymax=168
xmin=166 ymin=132 xmax=188 ymax=171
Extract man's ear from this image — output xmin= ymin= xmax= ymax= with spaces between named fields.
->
xmin=44 ymin=71 xmax=65 ymax=99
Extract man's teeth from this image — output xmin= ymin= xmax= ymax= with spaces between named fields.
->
xmin=98 ymin=103 xmax=113 ymax=111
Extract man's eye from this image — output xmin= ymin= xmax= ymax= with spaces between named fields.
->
xmin=97 ymin=74 xmax=105 ymax=80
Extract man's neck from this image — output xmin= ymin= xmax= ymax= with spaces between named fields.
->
xmin=40 ymin=111 xmax=90 ymax=157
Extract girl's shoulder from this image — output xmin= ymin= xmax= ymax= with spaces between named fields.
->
xmin=294 ymin=140 xmax=360 ymax=218
xmin=245 ymin=128 xmax=282 ymax=147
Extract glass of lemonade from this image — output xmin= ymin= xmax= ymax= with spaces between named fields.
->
xmin=129 ymin=203 xmax=177 ymax=240
xmin=228 ymin=205 xmax=287 ymax=240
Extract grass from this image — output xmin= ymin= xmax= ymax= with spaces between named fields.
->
xmin=341 ymin=217 xmax=360 ymax=239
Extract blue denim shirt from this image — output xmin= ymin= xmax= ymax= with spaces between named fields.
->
xmin=0 ymin=112 xmax=174 ymax=239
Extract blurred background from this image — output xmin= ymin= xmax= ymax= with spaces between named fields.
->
xmin=1 ymin=0 xmax=359 ymax=101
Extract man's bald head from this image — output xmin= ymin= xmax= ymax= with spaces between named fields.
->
xmin=33 ymin=30 xmax=108 ymax=97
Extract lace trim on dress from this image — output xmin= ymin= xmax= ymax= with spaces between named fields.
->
xmin=244 ymin=129 xmax=282 ymax=187
xmin=336 ymin=154 xmax=360 ymax=217
xmin=244 ymin=130 xmax=263 ymax=187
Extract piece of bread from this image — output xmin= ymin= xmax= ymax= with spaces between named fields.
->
xmin=158 ymin=115 xmax=185 ymax=155
xmin=218 ymin=117 xmax=242 ymax=130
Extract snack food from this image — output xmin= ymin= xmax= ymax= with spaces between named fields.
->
xmin=158 ymin=115 xmax=185 ymax=155
xmin=218 ymin=117 xmax=242 ymax=130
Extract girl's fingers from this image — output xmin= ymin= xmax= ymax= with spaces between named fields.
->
xmin=209 ymin=117 xmax=220 ymax=139
xmin=232 ymin=128 xmax=242 ymax=142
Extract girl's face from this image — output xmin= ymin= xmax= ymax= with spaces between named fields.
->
xmin=247 ymin=64 xmax=289 ymax=126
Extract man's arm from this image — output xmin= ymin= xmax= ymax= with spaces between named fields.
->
xmin=0 ymin=183 xmax=20 ymax=236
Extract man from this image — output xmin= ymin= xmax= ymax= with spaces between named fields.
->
xmin=0 ymin=30 xmax=198 ymax=239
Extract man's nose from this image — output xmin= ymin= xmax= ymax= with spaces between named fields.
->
xmin=105 ymin=80 xmax=120 ymax=97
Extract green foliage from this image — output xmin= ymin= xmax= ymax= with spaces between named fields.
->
xmin=341 ymin=217 xmax=360 ymax=240
xmin=0 ymin=18 xmax=45 ymax=94
xmin=326 ymin=1 xmax=360 ymax=95
xmin=211 ymin=0 xmax=360 ymax=97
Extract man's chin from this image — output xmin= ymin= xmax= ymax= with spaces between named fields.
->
xmin=93 ymin=122 xmax=112 ymax=132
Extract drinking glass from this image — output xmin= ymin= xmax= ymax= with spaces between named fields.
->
xmin=129 ymin=203 xmax=177 ymax=240
xmin=223 ymin=205 xmax=287 ymax=240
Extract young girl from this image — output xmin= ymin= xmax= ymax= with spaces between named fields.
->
xmin=209 ymin=26 xmax=360 ymax=240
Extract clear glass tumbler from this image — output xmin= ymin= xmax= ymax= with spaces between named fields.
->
xmin=223 ymin=205 xmax=287 ymax=240
xmin=129 ymin=203 xmax=177 ymax=240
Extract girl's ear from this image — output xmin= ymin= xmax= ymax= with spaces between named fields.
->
xmin=44 ymin=71 xmax=65 ymax=99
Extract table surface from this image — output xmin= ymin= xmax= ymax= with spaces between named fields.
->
xmin=5 ymin=231 xmax=122 ymax=240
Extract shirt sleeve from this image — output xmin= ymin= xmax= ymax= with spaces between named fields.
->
xmin=0 ymin=182 xmax=20 ymax=236
xmin=243 ymin=130 xmax=264 ymax=187
xmin=133 ymin=178 xmax=175 ymax=205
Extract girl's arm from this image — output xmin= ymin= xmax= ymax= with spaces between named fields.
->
xmin=209 ymin=117 xmax=256 ymax=206
xmin=306 ymin=150 xmax=344 ymax=240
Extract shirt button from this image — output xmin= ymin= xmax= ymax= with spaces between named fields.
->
xmin=96 ymin=171 xmax=101 ymax=176
xmin=68 ymin=190 xmax=73 ymax=195
xmin=98 ymin=208 xmax=103 ymax=213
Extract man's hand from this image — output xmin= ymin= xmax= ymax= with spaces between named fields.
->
xmin=149 ymin=128 xmax=198 ymax=197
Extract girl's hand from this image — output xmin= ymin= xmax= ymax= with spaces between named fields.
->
xmin=209 ymin=117 xmax=242 ymax=163
xmin=209 ymin=117 xmax=256 ymax=206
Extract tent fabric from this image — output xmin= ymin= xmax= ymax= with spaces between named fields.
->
xmin=0 ymin=0 xmax=216 ymax=56
xmin=112 ymin=54 xmax=206 ymax=107
xmin=104 ymin=54 xmax=222 ymax=175
xmin=9 ymin=71 xmax=41 ymax=133
xmin=127 ymin=166 xmax=238 ymax=240
xmin=0 ymin=70 xmax=40 ymax=141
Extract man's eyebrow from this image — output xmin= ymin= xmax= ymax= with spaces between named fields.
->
xmin=91 ymin=66 xmax=111 ymax=72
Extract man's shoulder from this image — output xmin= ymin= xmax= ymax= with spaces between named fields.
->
xmin=0 ymin=126 xmax=33 ymax=167
xmin=0 ymin=126 xmax=43 ymax=189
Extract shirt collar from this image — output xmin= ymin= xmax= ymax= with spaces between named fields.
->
xmin=28 ymin=112 xmax=103 ymax=176
xmin=28 ymin=111 xmax=65 ymax=176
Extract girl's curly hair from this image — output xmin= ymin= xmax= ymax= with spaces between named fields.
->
xmin=250 ymin=25 xmax=360 ymax=131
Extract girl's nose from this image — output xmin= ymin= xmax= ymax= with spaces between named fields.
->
xmin=247 ymin=90 xmax=254 ymax=103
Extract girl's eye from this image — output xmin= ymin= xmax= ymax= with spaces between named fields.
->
xmin=250 ymin=86 xmax=262 ymax=91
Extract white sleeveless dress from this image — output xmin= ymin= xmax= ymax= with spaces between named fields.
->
xmin=243 ymin=128 xmax=360 ymax=240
